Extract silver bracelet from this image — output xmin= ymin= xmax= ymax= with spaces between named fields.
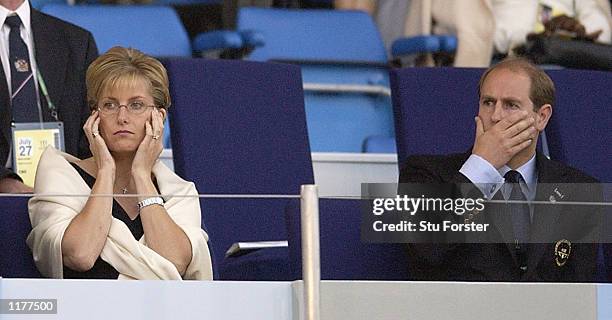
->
xmin=137 ymin=197 xmax=164 ymax=211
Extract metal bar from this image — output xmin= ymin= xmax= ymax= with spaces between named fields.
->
xmin=2 ymin=193 xmax=610 ymax=206
xmin=301 ymin=184 xmax=320 ymax=320
xmin=303 ymin=83 xmax=391 ymax=96
xmin=0 ymin=194 xmax=301 ymax=199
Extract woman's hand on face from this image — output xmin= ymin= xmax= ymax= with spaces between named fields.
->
xmin=131 ymin=108 xmax=164 ymax=178
xmin=83 ymin=111 xmax=115 ymax=174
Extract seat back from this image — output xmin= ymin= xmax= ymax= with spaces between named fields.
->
xmin=238 ymin=7 xmax=386 ymax=63
xmin=391 ymin=67 xmax=483 ymax=165
xmin=0 ymin=197 xmax=41 ymax=278
xmin=237 ymin=7 xmax=394 ymax=152
xmin=544 ymin=69 xmax=612 ymax=282
xmin=164 ymin=58 xmax=314 ymax=272
xmin=286 ymin=198 xmax=410 ymax=280
xmin=545 ymin=70 xmax=611 ymax=183
xmin=41 ymin=4 xmax=191 ymax=57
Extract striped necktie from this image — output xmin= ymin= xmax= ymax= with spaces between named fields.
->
xmin=5 ymin=15 xmax=38 ymax=122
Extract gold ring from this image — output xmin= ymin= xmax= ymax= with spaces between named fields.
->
xmin=92 ymin=132 xmax=99 ymax=138
xmin=152 ymin=135 xmax=160 ymax=140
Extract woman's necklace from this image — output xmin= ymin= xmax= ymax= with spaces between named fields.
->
xmin=115 ymin=180 xmax=130 ymax=195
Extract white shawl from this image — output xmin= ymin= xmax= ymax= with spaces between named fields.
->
xmin=26 ymin=147 xmax=213 ymax=280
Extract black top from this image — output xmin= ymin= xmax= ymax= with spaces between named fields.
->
xmin=63 ymin=163 xmax=144 ymax=279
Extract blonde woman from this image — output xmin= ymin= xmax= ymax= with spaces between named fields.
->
xmin=27 ymin=47 xmax=212 ymax=280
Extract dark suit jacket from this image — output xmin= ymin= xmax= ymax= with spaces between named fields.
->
xmin=399 ymin=152 xmax=602 ymax=282
xmin=0 ymin=8 xmax=98 ymax=181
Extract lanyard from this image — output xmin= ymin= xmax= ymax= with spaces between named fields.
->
xmin=36 ymin=69 xmax=58 ymax=121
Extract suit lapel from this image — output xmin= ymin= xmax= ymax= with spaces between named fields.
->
xmin=524 ymin=152 xmax=564 ymax=277
xmin=31 ymin=9 xmax=67 ymax=117
xmin=441 ymin=151 xmax=519 ymax=262
xmin=0 ymin=65 xmax=11 ymax=153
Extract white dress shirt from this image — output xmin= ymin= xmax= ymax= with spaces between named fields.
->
xmin=460 ymin=153 xmax=537 ymax=220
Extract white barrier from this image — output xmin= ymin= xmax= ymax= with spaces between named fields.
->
xmin=2 ymin=279 xmax=611 ymax=320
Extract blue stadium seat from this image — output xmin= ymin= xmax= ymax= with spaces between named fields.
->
xmin=40 ymin=4 xmax=191 ymax=148
xmin=41 ymin=4 xmax=191 ymax=57
xmin=163 ymin=58 xmax=314 ymax=280
xmin=238 ymin=8 xmax=386 ymax=62
xmin=363 ymin=135 xmax=398 ymax=153
xmin=238 ymin=8 xmax=394 ymax=153
xmin=193 ymin=8 xmax=396 ymax=153
xmin=193 ymin=8 xmax=454 ymax=153
xmin=0 ymin=197 xmax=42 ymax=278
xmin=545 ymin=70 xmax=612 ymax=183
xmin=544 ymin=69 xmax=612 ymax=282
xmin=286 ymin=198 xmax=410 ymax=280
xmin=390 ymin=67 xmax=482 ymax=165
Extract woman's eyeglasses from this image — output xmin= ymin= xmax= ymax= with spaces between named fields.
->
xmin=98 ymin=101 xmax=157 ymax=115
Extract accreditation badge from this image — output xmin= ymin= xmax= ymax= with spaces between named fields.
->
xmin=11 ymin=122 xmax=65 ymax=187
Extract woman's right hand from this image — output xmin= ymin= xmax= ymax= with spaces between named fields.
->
xmin=83 ymin=111 xmax=115 ymax=174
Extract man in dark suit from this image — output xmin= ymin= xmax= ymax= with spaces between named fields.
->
xmin=0 ymin=0 xmax=97 ymax=193
xmin=399 ymin=57 xmax=601 ymax=282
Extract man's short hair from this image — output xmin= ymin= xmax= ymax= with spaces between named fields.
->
xmin=478 ymin=57 xmax=555 ymax=110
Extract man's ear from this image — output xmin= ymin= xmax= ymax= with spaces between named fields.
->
xmin=535 ymin=104 xmax=552 ymax=131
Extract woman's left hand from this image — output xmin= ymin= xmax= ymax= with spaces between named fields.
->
xmin=132 ymin=108 xmax=164 ymax=178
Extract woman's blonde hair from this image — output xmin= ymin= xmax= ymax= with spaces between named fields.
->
xmin=86 ymin=46 xmax=171 ymax=110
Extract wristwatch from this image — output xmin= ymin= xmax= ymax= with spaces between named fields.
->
xmin=137 ymin=197 xmax=165 ymax=211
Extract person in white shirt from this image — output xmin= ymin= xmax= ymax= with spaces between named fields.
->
xmin=404 ymin=0 xmax=612 ymax=66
